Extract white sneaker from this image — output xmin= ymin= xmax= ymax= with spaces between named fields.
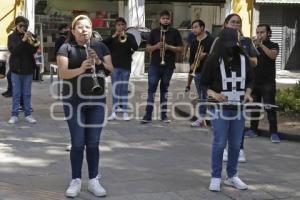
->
xmin=116 ymin=107 xmax=124 ymax=113
xmin=191 ymin=118 xmax=202 ymax=127
xmin=8 ymin=116 xmax=18 ymax=124
xmin=209 ymin=178 xmax=221 ymax=192
xmin=65 ymin=178 xmax=81 ymax=197
xmin=223 ymin=149 xmax=228 ymax=162
xmin=238 ymin=149 xmax=246 ymax=163
xmin=25 ymin=115 xmax=37 ymax=124
xmin=108 ymin=112 xmax=117 ymax=121
xmin=88 ymin=177 xmax=107 ymax=197
xmin=224 ymin=176 xmax=248 ymax=190
xmin=123 ymin=113 xmax=130 ymax=121
xmin=66 ymin=145 xmax=71 ymax=151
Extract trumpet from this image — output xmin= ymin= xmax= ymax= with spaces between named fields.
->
xmin=190 ymin=41 xmax=203 ymax=77
xmin=160 ymin=25 xmax=168 ymax=65
xmin=22 ymin=31 xmax=40 ymax=47
xmin=113 ymin=31 xmax=127 ymax=43
xmin=118 ymin=31 xmax=127 ymax=43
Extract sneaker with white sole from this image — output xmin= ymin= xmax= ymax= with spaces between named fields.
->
xmin=65 ymin=178 xmax=81 ymax=197
xmin=223 ymin=149 xmax=228 ymax=162
xmin=209 ymin=178 xmax=221 ymax=192
xmin=66 ymin=145 xmax=72 ymax=151
xmin=161 ymin=116 xmax=171 ymax=123
xmin=271 ymin=133 xmax=280 ymax=143
xmin=224 ymin=176 xmax=248 ymax=190
xmin=8 ymin=116 xmax=18 ymax=124
xmin=116 ymin=107 xmax=124 ymax=113
xmin=88 ymin=177 xmax=107 ymax=197
xmin=25 ymin=115 xmax=37 ymax=124
xmin=191 ymin=118 xmax=202 ymax=127
xmin=238 ymin=149 xmax=246 ymax=163
xmin=123 ymin=113 xmax=130 ymax=121
xmin=108 ymin=112 xmax=117 ymax=121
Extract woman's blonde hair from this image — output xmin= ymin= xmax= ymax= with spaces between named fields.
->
xmin=71 ymin=15 xmax=92 ymax=29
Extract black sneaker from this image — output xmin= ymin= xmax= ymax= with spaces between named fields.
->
xmin=141 ymin=115 xmax=151 ymax=124
xmin=2 ymin=91 xmax=12 ymax=97
xmin=161 ymin=116 xmax=171 ymax=123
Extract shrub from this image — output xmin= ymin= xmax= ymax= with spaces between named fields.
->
xmin=276 ymin=81 xmax=300 ymax=112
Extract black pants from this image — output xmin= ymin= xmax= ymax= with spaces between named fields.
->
xmin=240 ymin=82 xmax=278 ymax=149
xmin=6 ymin=70 xmax=12 ymax=92
xmin=250 ymin=82 xmax=278 ymax=133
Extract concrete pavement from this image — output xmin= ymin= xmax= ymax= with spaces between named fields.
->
xmin=0 ymin=75 xmax=300 ymax=200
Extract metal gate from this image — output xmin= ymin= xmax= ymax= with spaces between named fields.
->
xmin=259 ymin=5 xmax=283 ymax=70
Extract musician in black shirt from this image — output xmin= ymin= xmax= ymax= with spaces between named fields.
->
xmin=141 ymin=10 xmax=183 ymax=123
xmin=54 ymin=23 xmax=69 ymax=56
xmin=245 ymin=24 xmax=280 ymax=143
xmin=57 ymin=15 xmax=113 ymax=198
xmin=103 ymin=17 xmax=138 ymax=121
xmin=189 ymin=19 xmax=214 ymax=128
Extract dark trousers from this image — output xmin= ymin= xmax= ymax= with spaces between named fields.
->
xmin=63 ymin=96 xmax=105 ymax=179
xmin=145 ymin=66 xmax=174 ymax=119
xmin=250 ymin=82 xmax=278 ymax=133
xmin=240 ymin=82 xmax=278 ymax=149
xmin=6 ymin=70 xmax=12 ymax=92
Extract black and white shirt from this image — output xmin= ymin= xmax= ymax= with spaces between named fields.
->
xmin=201 ymin=53 xmax=254 ymax=102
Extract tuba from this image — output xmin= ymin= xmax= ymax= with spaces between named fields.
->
xmin=160 ymin=24 xmax=168 ymax=65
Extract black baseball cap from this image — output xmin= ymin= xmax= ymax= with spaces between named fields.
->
xmin=219 ymin=28 xmax=239 ymax=48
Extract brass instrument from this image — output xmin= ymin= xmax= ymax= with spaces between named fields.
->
xmin=190 ymin=41 xmax=203 ymax=77
xmin=118 ymin=31 xmax=127 ymax=43
xmin=160 ymin=25 xmax=168 ymax=65
xmin=85 ymin=43 xmax=103 ymax=94
xmin=23 ymin=31 xmax=40 ymax=47
xmin=113 ymin=30 xmax=127 ymax=43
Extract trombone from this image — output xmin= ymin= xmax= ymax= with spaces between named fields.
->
xmin=190 ymin=41 xmax=203 ymax=77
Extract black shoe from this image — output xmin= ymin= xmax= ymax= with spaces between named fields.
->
xmin=141 ymin=115 xmax=151 ymax=124
xmin=2 ymin=91 xmax=12 ymax=97
xmin=161 ymin=116 xmax=171 ymax=123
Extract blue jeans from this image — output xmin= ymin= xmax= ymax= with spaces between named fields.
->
xmin=194 ymin=72 xmax=207 ymax=118
xmin=63 ymin=96 xmax=105 ymax=179
xmin=145 ymin=66 xmax=174 ymax=118
xmin=11 ymin=73 xmax=33 ymax=117
xmin=210 ymin=109 xmax=245 ymax=178
xmin=111 ymin=68 xmax=130 ymax=113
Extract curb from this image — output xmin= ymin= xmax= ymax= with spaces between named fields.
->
xmin=175 ymin=105 xmax=300 ymax=143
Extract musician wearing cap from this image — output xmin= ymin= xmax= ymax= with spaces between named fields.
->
xmin=103 ymin=17 xmax=138 ymax=121
xmin=141 ymin=10 xmax=183 ymax=123
xmin=56 ymin=15 xmax=113 ymax=198
xmin=201 ymin=28 xmax=253 ymax=192
xmin=7 ymin=16 xmax=39 ymax=124
xmin=188 ymin=19 xmax=214 ymax=128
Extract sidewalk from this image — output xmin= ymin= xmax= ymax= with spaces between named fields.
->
xmin=0 ymin=76 xmax=300 ymax=200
